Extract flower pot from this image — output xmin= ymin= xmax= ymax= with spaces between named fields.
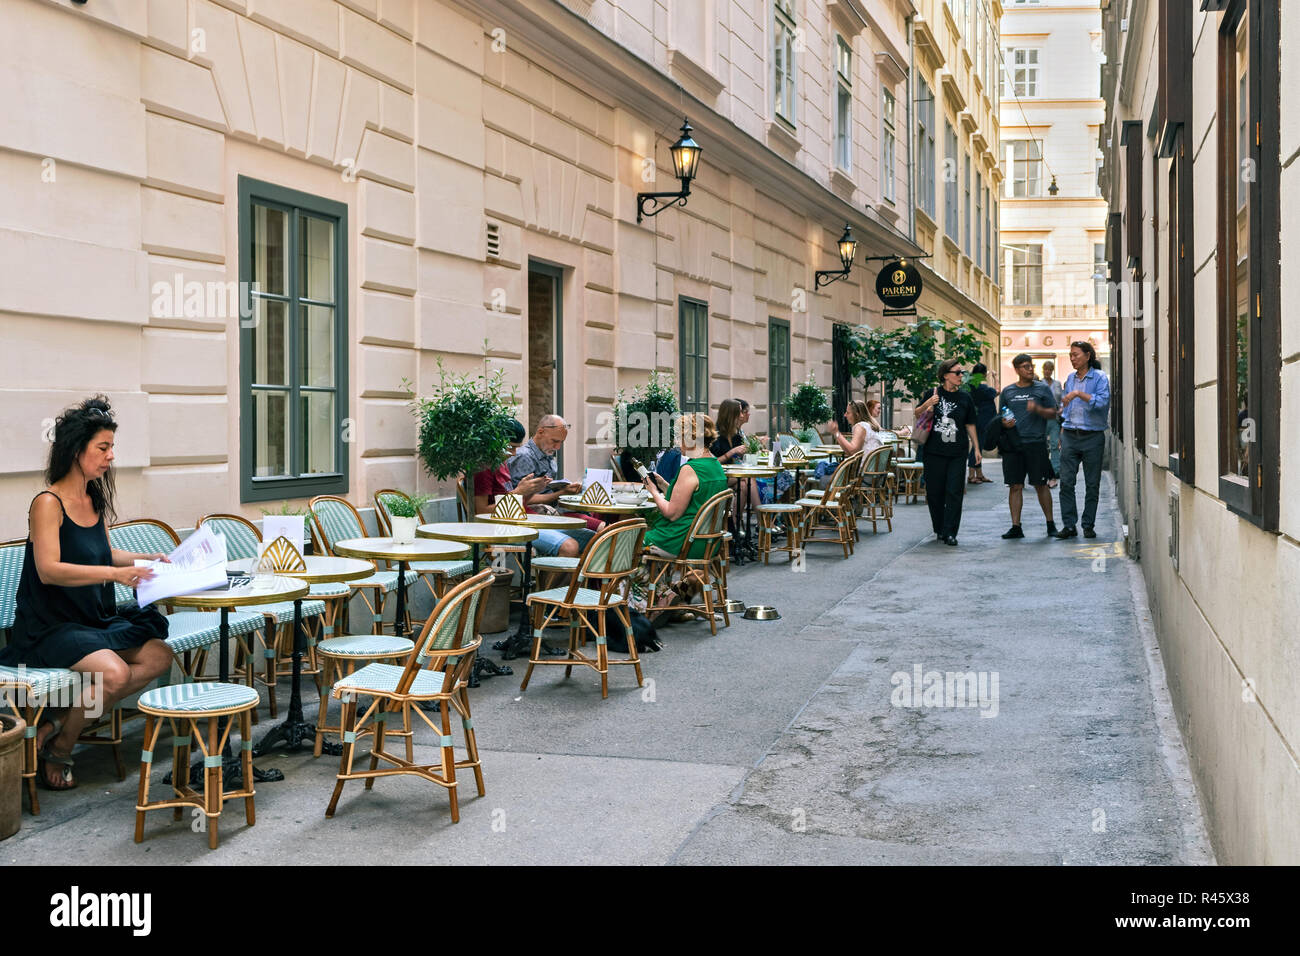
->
xmin=478 ymin=567 xmax=517 ymax=633
xmin=0 ymin=714 xmax=25 ymax=838
xmin=391 ymin=516 xmax=418 ymax=545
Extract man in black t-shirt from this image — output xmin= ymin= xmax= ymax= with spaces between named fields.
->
xmin=999 ymin=354 xmax=1058 ymax=539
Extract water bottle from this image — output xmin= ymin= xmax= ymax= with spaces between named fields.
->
xmin=1001 ymin=405 xmax=1015 ymax=424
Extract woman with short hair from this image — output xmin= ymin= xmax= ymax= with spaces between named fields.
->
xmin=0 ymin=396 xmax=175 ymax=790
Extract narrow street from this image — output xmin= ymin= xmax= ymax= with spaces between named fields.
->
xmin=8 ymin=463 xmax=1212 ymax=865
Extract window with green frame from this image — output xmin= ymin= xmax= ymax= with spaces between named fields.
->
xmin=768 ymin=318 xmax=791 ymax=432
xmin=238 ymin=176 xmax=349 ymax=502
xmin=678 ymin=297 xmax=709 ymax=414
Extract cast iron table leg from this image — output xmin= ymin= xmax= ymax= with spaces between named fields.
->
xmin=498 ymin=541 xmax=533 ymax=659
xmin=470 ymin=541 xmax=512 ymax=685
xmin=393 ymin=560 xmax=409 ymax=637
xmin=253 ymin=597 xmax=315 ymax=755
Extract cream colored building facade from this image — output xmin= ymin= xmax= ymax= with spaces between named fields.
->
xmin=998 ymin=0 xmax=1108 ymax=388
xmin=909 ymin=0 xmax=1004 ymax=394
xmin=1100 ymin=0 xmax=1298 ymax=863
xmin=0 ymin=0 xmax=962 ymax=539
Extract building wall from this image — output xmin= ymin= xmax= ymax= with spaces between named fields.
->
xmin=0 ymin=0 xmax=952 ymax=540
xmin=1100 ymin=0 xmax=1300 ymax=864
xmin=998 ymin=0 xmax=1108 ymax=388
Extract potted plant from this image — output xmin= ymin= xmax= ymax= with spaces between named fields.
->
xmin=386 ymin=492 xmax=433 ymax=544
xmin=406 ymin=358 xmax=518 ymax=490
xmin=611 ymin=371 xmax=680 ymax=466
xmin=744 ymin=433 xmax=762 ymax=465
xmin=788 ymin=374 xmax=833 ymax=446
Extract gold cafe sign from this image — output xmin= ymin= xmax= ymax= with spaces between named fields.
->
xmin=875 ymin=259 xmax=922 ymax=316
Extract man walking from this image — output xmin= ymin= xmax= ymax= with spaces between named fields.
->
xmin=999 ymin=354 xmax=1058 ymax=539
xmin=1055 ymin=341 xmax=1111 ymax=539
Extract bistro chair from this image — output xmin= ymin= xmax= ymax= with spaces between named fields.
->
xmin=325 ymin=569 xmax=495 ymax=823
xmin=895 ymin=460 xmax=924 ymax=503
xmin=373 ymin=490 xmax=473 ymax=605
xmin=133 ymin=681 xmax=260 ymax=850
xmin=795 ymin=452 xmax=862 ymax=558
xmin=520 ymin=519 xmax=648 ymax=699
xmin=307 ymin=496 xmax=418 ymax=635
xmin=854 ymin=446 xmax=895 ymax=534
xmin=756 ymin=503 xmax=804 ymax=563
xmin=641 ymin=491 xmax=733 ymax=635
xmin=195 ymin=514 xmax=330 ymax=720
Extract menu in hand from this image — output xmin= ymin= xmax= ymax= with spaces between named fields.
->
xmin=133 ymin=524 xmax=229 ymax=607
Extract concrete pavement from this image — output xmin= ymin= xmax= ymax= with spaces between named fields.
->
xmin=6 ymin=462 xmax=1213 ymax=865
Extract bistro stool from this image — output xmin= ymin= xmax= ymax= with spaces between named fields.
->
xmin=134 ymin=682 xmax=260 ymax=850
xmin=756 ymin=504 xmax=804 ymax=564
xmin=314 ymin=634 xmax=415 ymax=758
xmin=895 ymin=461 xmax=924 ymax=503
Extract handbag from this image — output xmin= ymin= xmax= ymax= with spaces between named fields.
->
xmin=912 ymin=408 xmax=934 ymax=447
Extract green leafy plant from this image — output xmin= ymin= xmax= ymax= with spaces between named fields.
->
xmin=386 ymin=492 xmax=434 ymax=519
xmin=745 ymin=434 xmax=762 ymax=455
xmin=260 ymin=502 xmax=308 ymax=517
xmin=846 ymin=318 xmax=989 ymax=403
xmin=612 ymin=371 xmax=680 ymax=462
xmin=406 ymin=361 xmax=519 ymax=482
xmin=787 ymin=375 xmax=833 ymax=431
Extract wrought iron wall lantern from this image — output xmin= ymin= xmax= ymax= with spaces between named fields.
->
xmin=636 ymin=119 xmax=702 ymax=223
xmin=814 ymin=225 xmax=858 ymax=289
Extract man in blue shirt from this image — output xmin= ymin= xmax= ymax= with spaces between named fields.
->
xmin=998 ymin=354 xmax=1058 ymax=539
xmin=1054 ymin=341 xmax=1111 ymax=539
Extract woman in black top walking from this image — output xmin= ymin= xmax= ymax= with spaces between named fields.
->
xmin=0 ymin=397 xmax=174 ymax=789
xmin=915 ymin=359 xmax=981 ymax=545
xmin=967 ymin=362 xmax=998 ymax=484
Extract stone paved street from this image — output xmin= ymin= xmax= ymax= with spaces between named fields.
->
xmin=6 ymin=462 xmax=1212 ymax=865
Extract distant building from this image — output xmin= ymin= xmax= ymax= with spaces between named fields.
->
xmin=998 ymin=0 xmax=1108 ymax=390
xmin=1099 ymin=0 xmax=1297 ymax=863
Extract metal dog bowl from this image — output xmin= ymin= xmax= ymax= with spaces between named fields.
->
xmin=742 ymin=604 xmax=781 ymax=621
xmin=722 ymin=599 xmax=746 ymax=615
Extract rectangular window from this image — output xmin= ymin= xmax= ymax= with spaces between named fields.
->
xmin=835 ymin=36 xmax=852 ymax=171
xmin=1006 ymin=140 xmax=1043 ymax=198
xmin=238 ymin=177 xmax=348 ymax=502
xmin=768 ymin=319 xmax=791 ymax=433
xmin=963 ymin=154 xmax=971 ymax=254
xmin=1004 ymin=48 xmax=1040 ymax=98
xmin=679 ymin=297 xmax=710 ymax=414
xmin=974 ymin=172 xmax=983 ymax=271
xmin=944 ymin=122 xmax=959 ymax=238
xmin=773 ymin=0 xmax=797 ymax=126
xmin=1094 ymin=242 xmax=1107 ymax=305
xmin=882 ymin=89 xmax=896 ymax=203
xmin=917 ymin=79 xmax=936 ymax=216
xmin=983 ymin=185 xmax=992 ymax=274
xmin=1004 ymin=243 xmax=1043 ymax=306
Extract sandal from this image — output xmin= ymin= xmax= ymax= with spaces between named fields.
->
xmin=38 ymin=742 xmax=76 ymax=791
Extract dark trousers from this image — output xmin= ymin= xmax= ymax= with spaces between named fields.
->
xmin=1059 ymin=428 xmax=1105 ymax=529
xmin=923 ymin=453 xmax=967 ymax=538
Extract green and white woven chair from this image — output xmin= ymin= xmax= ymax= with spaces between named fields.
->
xmin=325 ymin=568 xmax=495 ymax=823
xmin=796 ymin=451 xmax=862 ymax=558
xmin=308 ymin=496 xmax=418 ymax=635
xmin=195 ymin=515 xmax=329 ymax=720
xmin=520 ymin=519 xmax=649 ymax=699
xmin=373 ymin=490 xmax=473 ymax=607
xmin=854 ymin=445 xmax=895 ymax=534
xmin=641 ymin=490 xmax=733 ymax=635
xmin=134 ymin=681 xmax=261 ymax=850
xmin=109 ymin=520 xmax=266 ymax=683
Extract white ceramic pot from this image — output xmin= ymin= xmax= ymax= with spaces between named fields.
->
xmin=391 ymin=516 xmax=417 ymax=545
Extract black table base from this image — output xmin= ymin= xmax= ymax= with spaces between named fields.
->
xmin=253 ymin=598 xmax=317 ymax=757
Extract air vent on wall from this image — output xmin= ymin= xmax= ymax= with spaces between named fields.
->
xmin=486 ymin=222 xmax=501 ymax=259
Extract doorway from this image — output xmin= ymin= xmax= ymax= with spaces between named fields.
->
xmin=527 ymin=262 xmax=563 ymax=430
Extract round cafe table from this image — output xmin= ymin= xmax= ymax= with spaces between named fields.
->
xmin=722 ymin=465 xmax=780 ymax=565
xmin=330 ymin=537 xmax=471 ymax=640
xmin=475 ymin=512 xmax=584 ymax=660
xmin=417 ymin=522 xmax=539 ymax=683
xmin=555 ymin=495 xmax=656 ymax=516
xmin=167 ymin=574 xmax=309 ymax=785
xmin=227 ymin=556 xmax=373 ymax=756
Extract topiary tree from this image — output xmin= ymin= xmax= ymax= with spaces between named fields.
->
xmin=787 ymin=374 xmax=833 ymax=441
xmin=406 ymin=360 xmax=519 ymax=482
xmin=611 ymin=371 xmax=679 ymax=462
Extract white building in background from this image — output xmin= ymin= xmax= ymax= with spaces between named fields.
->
xmin=997 ymin=0 xmax=1108 ymax=386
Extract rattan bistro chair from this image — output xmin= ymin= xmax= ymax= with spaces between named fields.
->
xmin=307 ymin=496 xmax=418 ymax=635
xmin=795 ymin=452 xmax=862 ymax=558
xmin=325 ymin=569 xmax=495 ymax=823
xmin=854 ymin=446 xmax=895 ymax=534
xmin=641 ymin=490 xmax=734 ymax=635
xmin=520 ymin=519 xmax=648 ymax=699
xmin=373 ymin=490 xmax=473 ymax=606
xmin=195 ymin=514 xmax=330 ymax=719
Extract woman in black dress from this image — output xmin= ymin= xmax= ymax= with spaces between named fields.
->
xmin=967 ymin=362 xmax=998 ymax=484
xmin=0 ymin=397 xmax=174 ymax=789
xmin=915 ymin=360 xmax=981 ymax=545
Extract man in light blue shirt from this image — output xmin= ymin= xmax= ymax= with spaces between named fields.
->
xmin=1054 ymin=341 xmax=1111 ymax=539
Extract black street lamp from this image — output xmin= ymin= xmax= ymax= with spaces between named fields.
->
xmin=814 ymin=224 xmax=858 ymax=289
xmin=636 ymin=119 xmax=702 ymax=223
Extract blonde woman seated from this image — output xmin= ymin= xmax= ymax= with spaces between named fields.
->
xmin=816 ymin=400 xmax=882 ymax=489
xmin=639 ymin=412 xmax=729 ymax=619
